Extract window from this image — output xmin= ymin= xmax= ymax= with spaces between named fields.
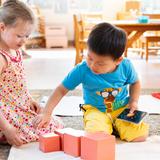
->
xmin=24 ymin=0 xmax=103 ymax=14
xmin=141 ymin=0 xmax=160 ymax=13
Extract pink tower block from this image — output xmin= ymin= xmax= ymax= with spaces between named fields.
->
xmin=63 ymin=129 xmax=85 ymax=157
xmin=54 ymin=128 xmax=75 ymax=151
xmin=81 ymin=132 xmax=115 ymax=160
xmin=39 ymin=133 xmax=60 ymax=153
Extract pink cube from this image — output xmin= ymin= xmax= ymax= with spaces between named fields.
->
xmin=39 ymin=133 xmax=60 ymax=153
xmin=63 ymin=129 xmax=85 ymax=157
xmin=81 ymin=132 xmax=115 ymax=160
xmin=54 ymin=128 xmax=75 ymax=151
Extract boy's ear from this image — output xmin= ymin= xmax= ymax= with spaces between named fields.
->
xmin=0 ymin=22 xmax=6 ymax=31
xmin=116 ymin=56 xmax=123 ymax=65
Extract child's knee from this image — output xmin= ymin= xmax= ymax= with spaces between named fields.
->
xmin=115 ymin=119 xmax=149 ymax=142
xmin=131 ymin=135 xmax=148 ymax=142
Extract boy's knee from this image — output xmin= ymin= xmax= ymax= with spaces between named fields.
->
xmin=115 ymin=119 xmax=149 ymax=142
xmin=131 ymin=135 xmax=148 ymax=142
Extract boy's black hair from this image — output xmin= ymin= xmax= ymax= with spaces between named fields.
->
xmin=87 ymin=22 xmax=127 ymax=60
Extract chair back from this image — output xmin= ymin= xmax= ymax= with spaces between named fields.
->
xmin=81 ymin=14 xmax=103 ymax=38
xmin=73 ymin=13 xmax=103 ymax=65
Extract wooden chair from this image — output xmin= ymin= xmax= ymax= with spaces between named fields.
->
xmin=73 ymin=14 xmax=103 ymax=65
xmin=141 ymin=14 xmax=160 ymax=61
xmin=73 ymin=14 xmax=87 ymax=65
xmin=81 ymin=14 xmax=103 ymax=38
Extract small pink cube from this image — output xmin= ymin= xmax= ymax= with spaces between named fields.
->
xmin=63 ymin=129 xmax=85 ymax=157
xmin=39 ymin=133 xmax=60 ymax=153
xmin=54 ymin=128 xmax=75 ymax=151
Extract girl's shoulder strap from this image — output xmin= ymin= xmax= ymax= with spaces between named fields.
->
xmin=0 ymin=49 xmax=11 ymax=63
xmin=0 ymin=49 xmax=22 ymax=63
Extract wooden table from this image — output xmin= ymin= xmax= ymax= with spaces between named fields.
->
xmin=110 ymin=20 xmax=160 ymax=56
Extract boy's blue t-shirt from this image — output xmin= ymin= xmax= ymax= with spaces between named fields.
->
xmin=62 ymin=58 xmax=138 ymax=112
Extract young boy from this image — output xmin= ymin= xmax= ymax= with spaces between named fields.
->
xmin=33 ymin=22 xmax=149 ymax=142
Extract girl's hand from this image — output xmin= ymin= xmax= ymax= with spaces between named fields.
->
xmin=3 ymin=125 xmax=23 ymax=146
xmin=30 ymin=100 xmax=41 ymax=114
xmin=32 ymin=113 xmax=51 ymax=129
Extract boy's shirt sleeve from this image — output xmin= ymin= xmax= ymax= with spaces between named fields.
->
xmin=125 ymin=59 xmax=138 ymax=84
xmin=62 ymin=63 xmax=83 ymax=90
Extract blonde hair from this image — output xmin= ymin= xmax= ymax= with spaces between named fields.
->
xmin=0 ymin=0 xmax=34 ymax=26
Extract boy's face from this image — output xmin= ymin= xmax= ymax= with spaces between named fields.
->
xmin=86 ymin=51 xmax=123 ymax=74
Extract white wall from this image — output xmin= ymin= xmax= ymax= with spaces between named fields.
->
xmin=42 ymin=0 xmax=125 ymax=41
xmin=103 ymin=0 xmax=125 ymax=20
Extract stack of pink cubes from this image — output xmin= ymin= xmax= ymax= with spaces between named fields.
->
xmin=39 ymin=128 xmax=115 ymax=160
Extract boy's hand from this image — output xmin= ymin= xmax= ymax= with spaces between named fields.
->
xmin=128 ymin=100 xmax=138 ymax=114
xmin=3 ymin=125 xmax=23 ymax=146
xmin=32 ymin=113 xmax=51 ymax=129
xmin=30 ymin=100 xmax=41 ymax=114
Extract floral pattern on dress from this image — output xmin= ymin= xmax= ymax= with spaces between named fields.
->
xmin=0 ymin=50 xmax=63 ymax=143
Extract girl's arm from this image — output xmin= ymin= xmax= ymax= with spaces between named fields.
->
xmin=0 ymin=111 xmax=10 ymax=131
xmin=33 ymin=84 xmax=69 ymax=128
xmin=0 ymin=55 xmax=8 ymax=138
xmin=0 ymin=54 xmax=7 ymax=75
xmin=0 ymin=111 xmax=23 ymax=146
xmin=129 ymin=80 xmax=141 ymax=113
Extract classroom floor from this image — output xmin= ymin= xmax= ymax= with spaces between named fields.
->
xmin=24 ymin=48 xmax=160 ymax=90
xmin=1 ymin=47 xmax=160 ymax=160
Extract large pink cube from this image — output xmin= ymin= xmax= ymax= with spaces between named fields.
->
xmin=81 ymin=132 xmax=115 ymax=160
xmin=39 ymin=133 xmax=60 ymax=153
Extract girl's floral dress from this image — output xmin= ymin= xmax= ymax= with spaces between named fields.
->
xmin=0 ymin=50 xmax=63 ymax=143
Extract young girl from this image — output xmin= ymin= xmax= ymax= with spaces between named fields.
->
xmin=0 ymin=0 xmax=63 ymax=146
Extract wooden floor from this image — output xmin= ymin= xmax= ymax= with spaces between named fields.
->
xmin=132 ymin=58 xmax=160 ymax=89
xmin=24 ymin=48 xmax=160 ymax=90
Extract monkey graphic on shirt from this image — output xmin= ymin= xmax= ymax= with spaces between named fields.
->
xmin=96 ymin=88 xmax=121 ymax=112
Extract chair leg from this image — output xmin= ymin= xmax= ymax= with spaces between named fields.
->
xmin=140 ymin=42 xmax=145 ymax=59
xmin=75 ymin=43 xmax=81 ymax=65
xmin=124 ymin=47 xmax=128 ymax=57
xmin=75 ymin=46 xmax=84 ymax=65
xmin=146 ymin=39 xmax=149 ymax=61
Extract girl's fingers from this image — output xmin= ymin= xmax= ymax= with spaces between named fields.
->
xmin=37 ymin=121 xmax=45 ymax=129
xmin=30 ymin=104 xmax=35 ymax=111
xmin=35 ymin=104 xmax=41 ymax=114
xmin=13 ymin=140 xmax=21 ymax=146
xmin=31 ymin=101 xmax=41 ymax=113
xmin=43 ymin=121 xmax=49 ymax=128
xmin=15 ymin=138 xmax=23 ymax=146
xmin=8 ymin=135 xmax=23 ymax=146
xmin=38 ymin=120 xmax=49 ymax=129
xmin=32 ymin=117 xmax=42 ymax=128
